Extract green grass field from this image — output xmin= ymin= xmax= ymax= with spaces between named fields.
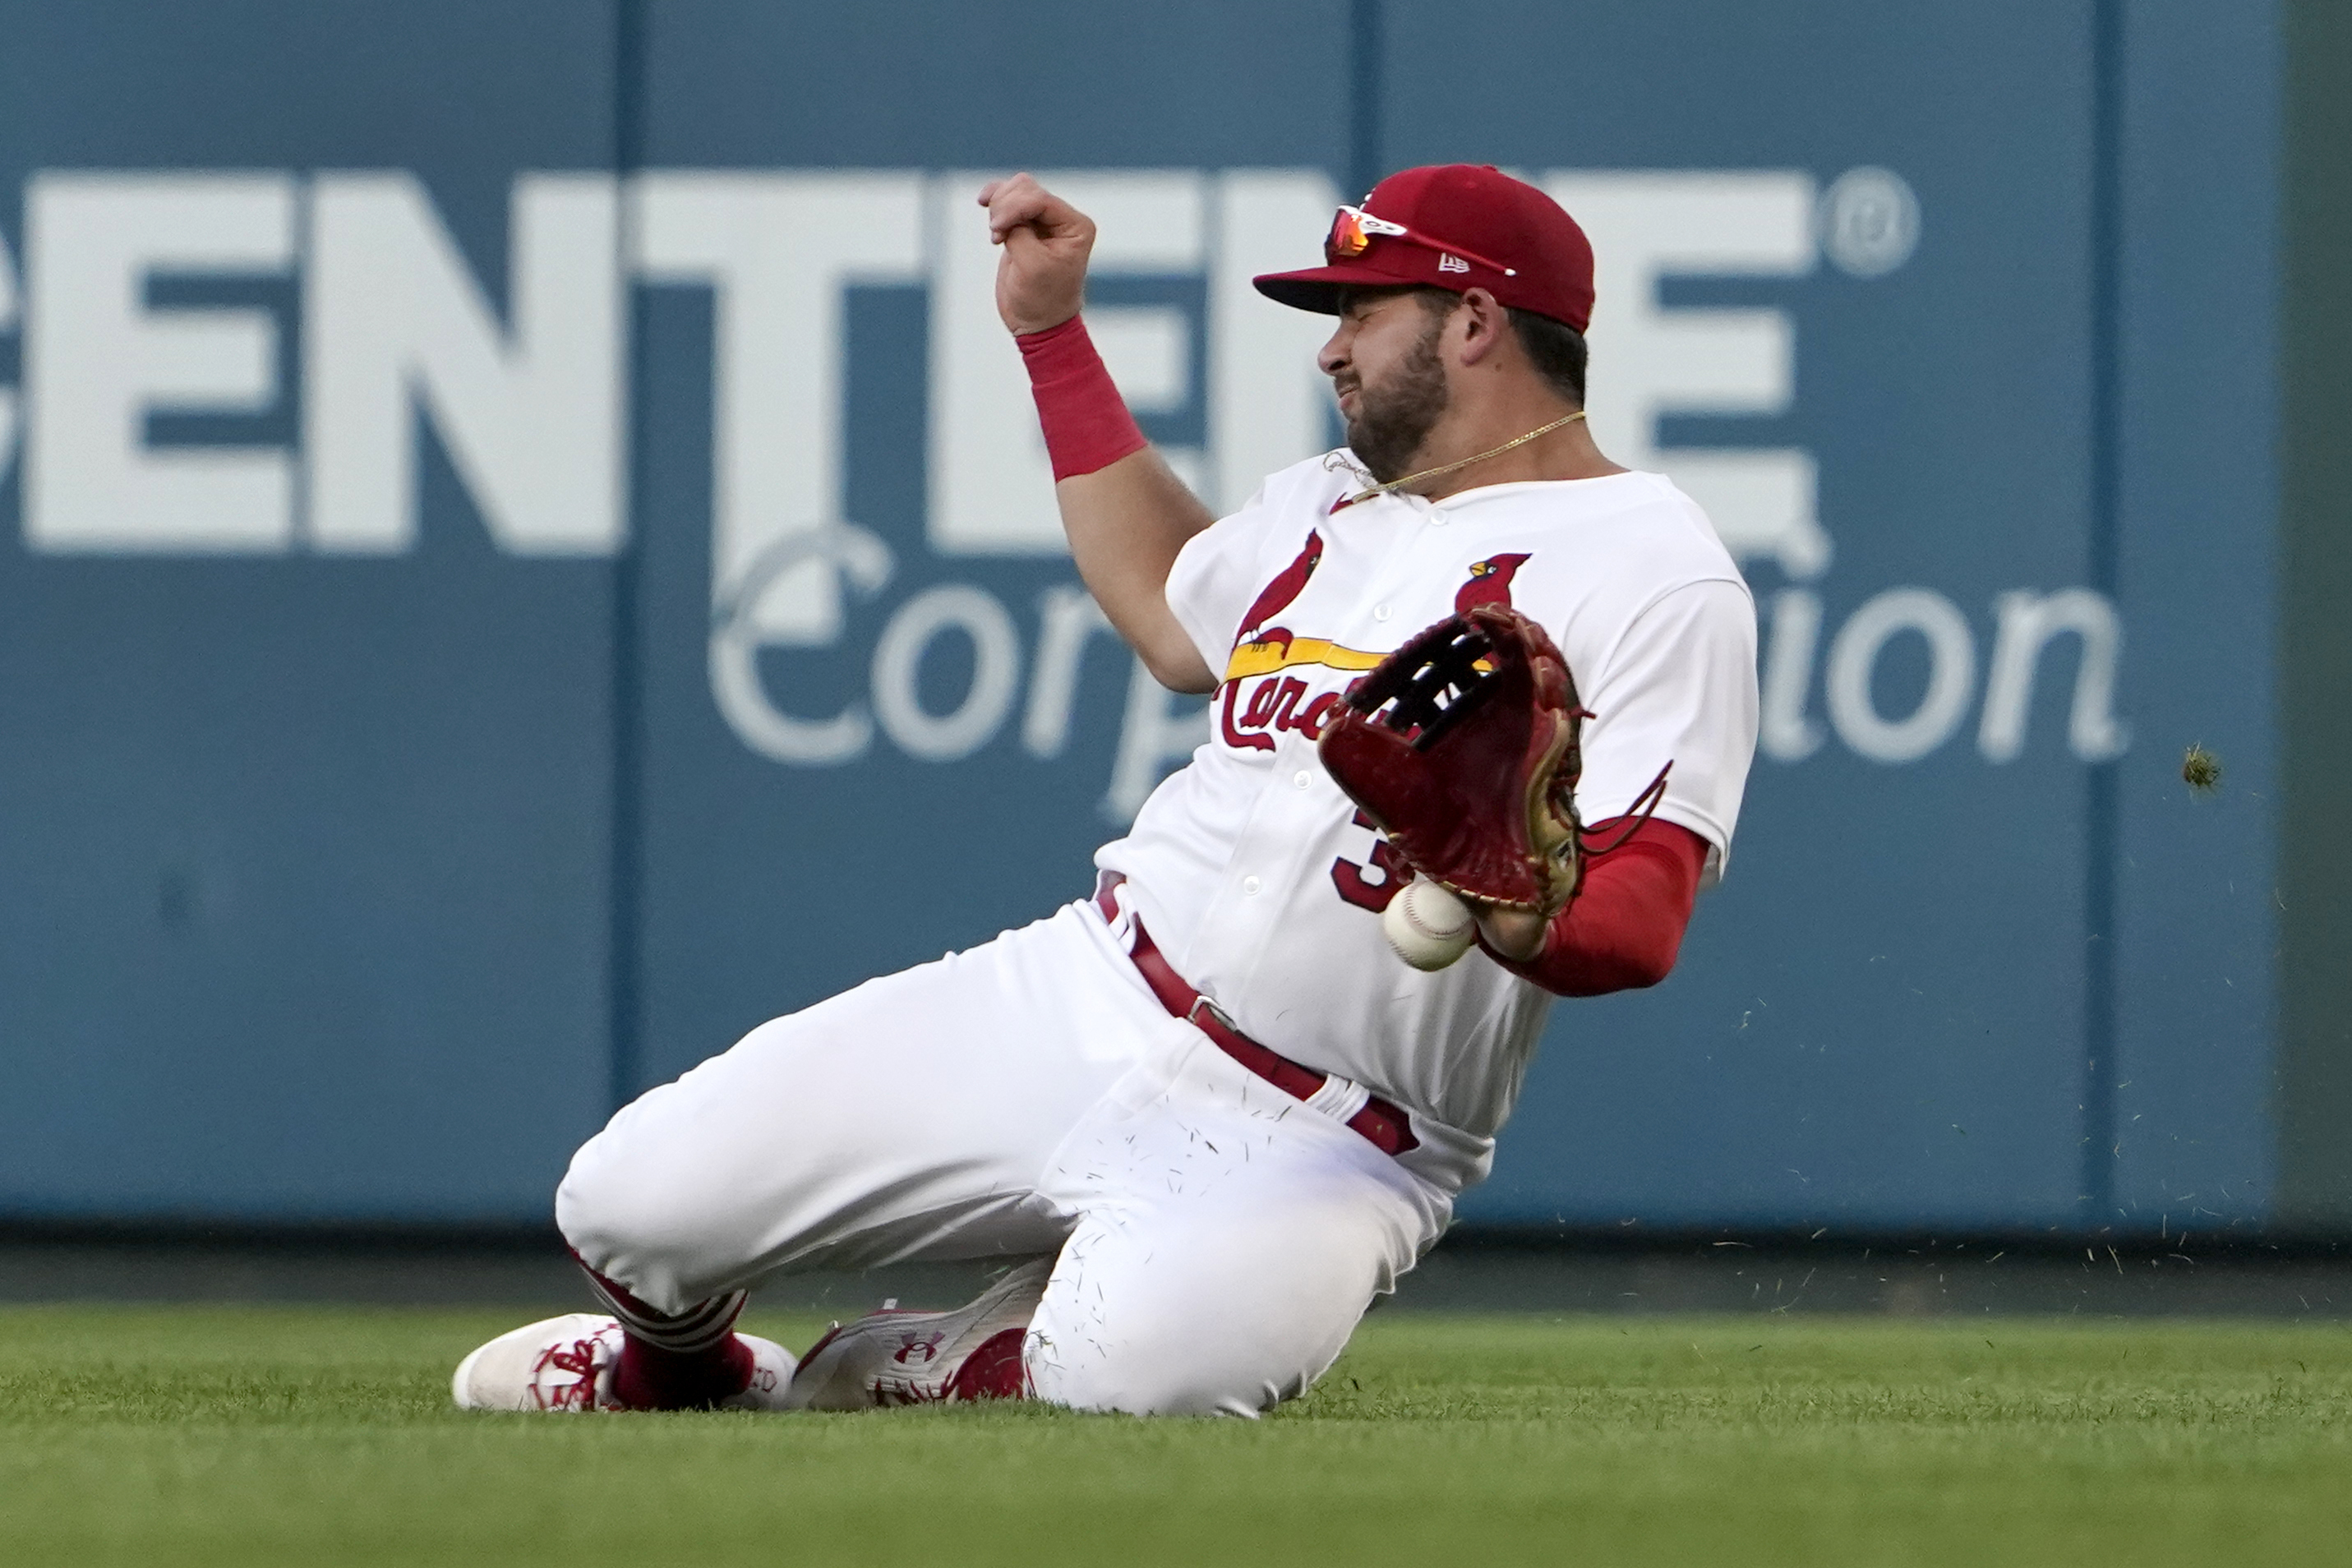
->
xmin=2 ymin=1303 xmax=2347 ymax=1566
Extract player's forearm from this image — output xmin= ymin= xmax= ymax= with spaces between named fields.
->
xmin=1486 ymin=819 xmax=1708 ymax=998
xmin=1055 ymin=453 xmax=1217 ymax=692
xmin=1019 ymin=316 xmax=1217 ymax=693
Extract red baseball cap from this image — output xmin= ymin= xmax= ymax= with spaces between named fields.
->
xmin=1253 ymin=164 xmax=1595 ymax=333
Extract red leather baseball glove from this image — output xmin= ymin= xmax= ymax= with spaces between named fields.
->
xmin=1318 ymin=605 xmax=1596 ymax=920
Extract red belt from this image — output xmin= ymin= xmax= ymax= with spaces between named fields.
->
xmin=1092 ymin=872 xmax=1418 ymax=1157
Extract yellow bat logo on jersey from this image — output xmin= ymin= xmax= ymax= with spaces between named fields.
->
xmin=1222 ymin=634 xmax=1386 ymax=683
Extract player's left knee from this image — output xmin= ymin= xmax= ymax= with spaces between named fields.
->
xmin=1023 ymin=1290 xmax=1360 ymax=1418
xmin=1029 ymin=1348 xmax=1312 ymax=1418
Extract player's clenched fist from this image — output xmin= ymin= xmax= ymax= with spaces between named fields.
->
xmin=979 ymin=173 xmax=1095 ymax=335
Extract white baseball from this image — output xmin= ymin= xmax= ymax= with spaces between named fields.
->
xmin=1381 ymin=878 xmax=1478 ymax=971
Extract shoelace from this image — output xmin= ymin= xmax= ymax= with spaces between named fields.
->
xmin=533 ymin=1337 xmax=610 ymax=1411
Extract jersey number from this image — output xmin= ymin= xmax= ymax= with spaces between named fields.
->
xmin=1331 ymin=809 xmax=1411 ymax=913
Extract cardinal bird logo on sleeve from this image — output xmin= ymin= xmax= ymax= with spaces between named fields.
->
xmin=1453 ymin=552 xmax=1530 ymax=616
xmin=1233 ymin=529 xmax=1323 ymax=649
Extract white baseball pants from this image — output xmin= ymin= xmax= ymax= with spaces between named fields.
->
xmin=556 ymin=900 xmax=1453 ymax=1417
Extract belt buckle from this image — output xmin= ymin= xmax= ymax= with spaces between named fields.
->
xmin=1186 ymin=994 xmax=1238 ymax=1035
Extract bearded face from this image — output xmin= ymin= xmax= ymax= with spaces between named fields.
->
xmin=1339 ymin=303 xmax=1452 ymax=484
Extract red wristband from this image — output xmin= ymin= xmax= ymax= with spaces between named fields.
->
xmin=1017 ymin=315 xmax=1150 ymax=482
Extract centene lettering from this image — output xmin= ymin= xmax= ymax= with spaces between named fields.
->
xmin=0 ymin=165 xmax=2124 ymax=775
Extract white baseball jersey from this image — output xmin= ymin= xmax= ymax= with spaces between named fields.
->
xmin=1096 ymin=454 xmax=1760 ymax=1180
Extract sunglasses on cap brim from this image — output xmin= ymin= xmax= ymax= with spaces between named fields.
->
xmin=1324 ymin=205 xmax=1520 ymax=279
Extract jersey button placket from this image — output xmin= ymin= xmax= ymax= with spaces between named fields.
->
xmin=1368 ymin=512 xmax=1476 ymax=644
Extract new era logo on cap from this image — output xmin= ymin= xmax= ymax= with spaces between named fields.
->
xmin=1437 ymin=253 xmax=1469 ymax=273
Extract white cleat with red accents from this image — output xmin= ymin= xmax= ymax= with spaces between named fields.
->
xmin=450 ymin=1314 xmax=797 ymax=1412
xmin=782 ymin=1257 xmax=1050 ymax=1410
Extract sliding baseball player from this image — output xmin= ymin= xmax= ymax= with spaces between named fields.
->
xmin=452 ymin=163 xmax=1759 ymax=1417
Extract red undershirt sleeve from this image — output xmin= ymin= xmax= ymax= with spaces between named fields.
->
xmin=1483 ymin=817 xmax=1712 ymax=998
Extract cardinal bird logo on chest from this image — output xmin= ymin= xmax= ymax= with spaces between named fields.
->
xmin=1454 ymin=552 xmax=1530 ymax=616
xmin=1211 ymin=542 xmax=1539 ymax=755
xmin=1233 ymin=529 xmax=1323 ymax=649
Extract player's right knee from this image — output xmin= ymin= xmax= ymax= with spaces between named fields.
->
xmin=552 ymin=1132 xmax=700 ymax=1294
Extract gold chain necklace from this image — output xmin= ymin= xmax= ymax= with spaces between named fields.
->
xmin=1344 ymin=409 xmax=1589 ymax=506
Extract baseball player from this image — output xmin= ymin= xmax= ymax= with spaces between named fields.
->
xmin=452 ymin=164 xmax=1759 ymax=1418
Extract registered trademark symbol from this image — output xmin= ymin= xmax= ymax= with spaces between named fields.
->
xmin=1819 ymin=166 xmax=1920 ymax=278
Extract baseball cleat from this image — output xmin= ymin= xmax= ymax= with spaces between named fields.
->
xmin=450 ymin=1313 xmax=797 ymax=1412
xmin=782 ymin=1257 xmax=1051 ymax=1410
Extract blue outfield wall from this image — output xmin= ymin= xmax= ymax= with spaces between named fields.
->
xmin=0 ymin=1 xmax=2281 ymax=1236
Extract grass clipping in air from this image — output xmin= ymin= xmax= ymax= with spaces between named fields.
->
xmin=1 ymin=1304 xmax=2349 ymax=1567
xmin=2183 ymin=742 xmax=2223 ymax=797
